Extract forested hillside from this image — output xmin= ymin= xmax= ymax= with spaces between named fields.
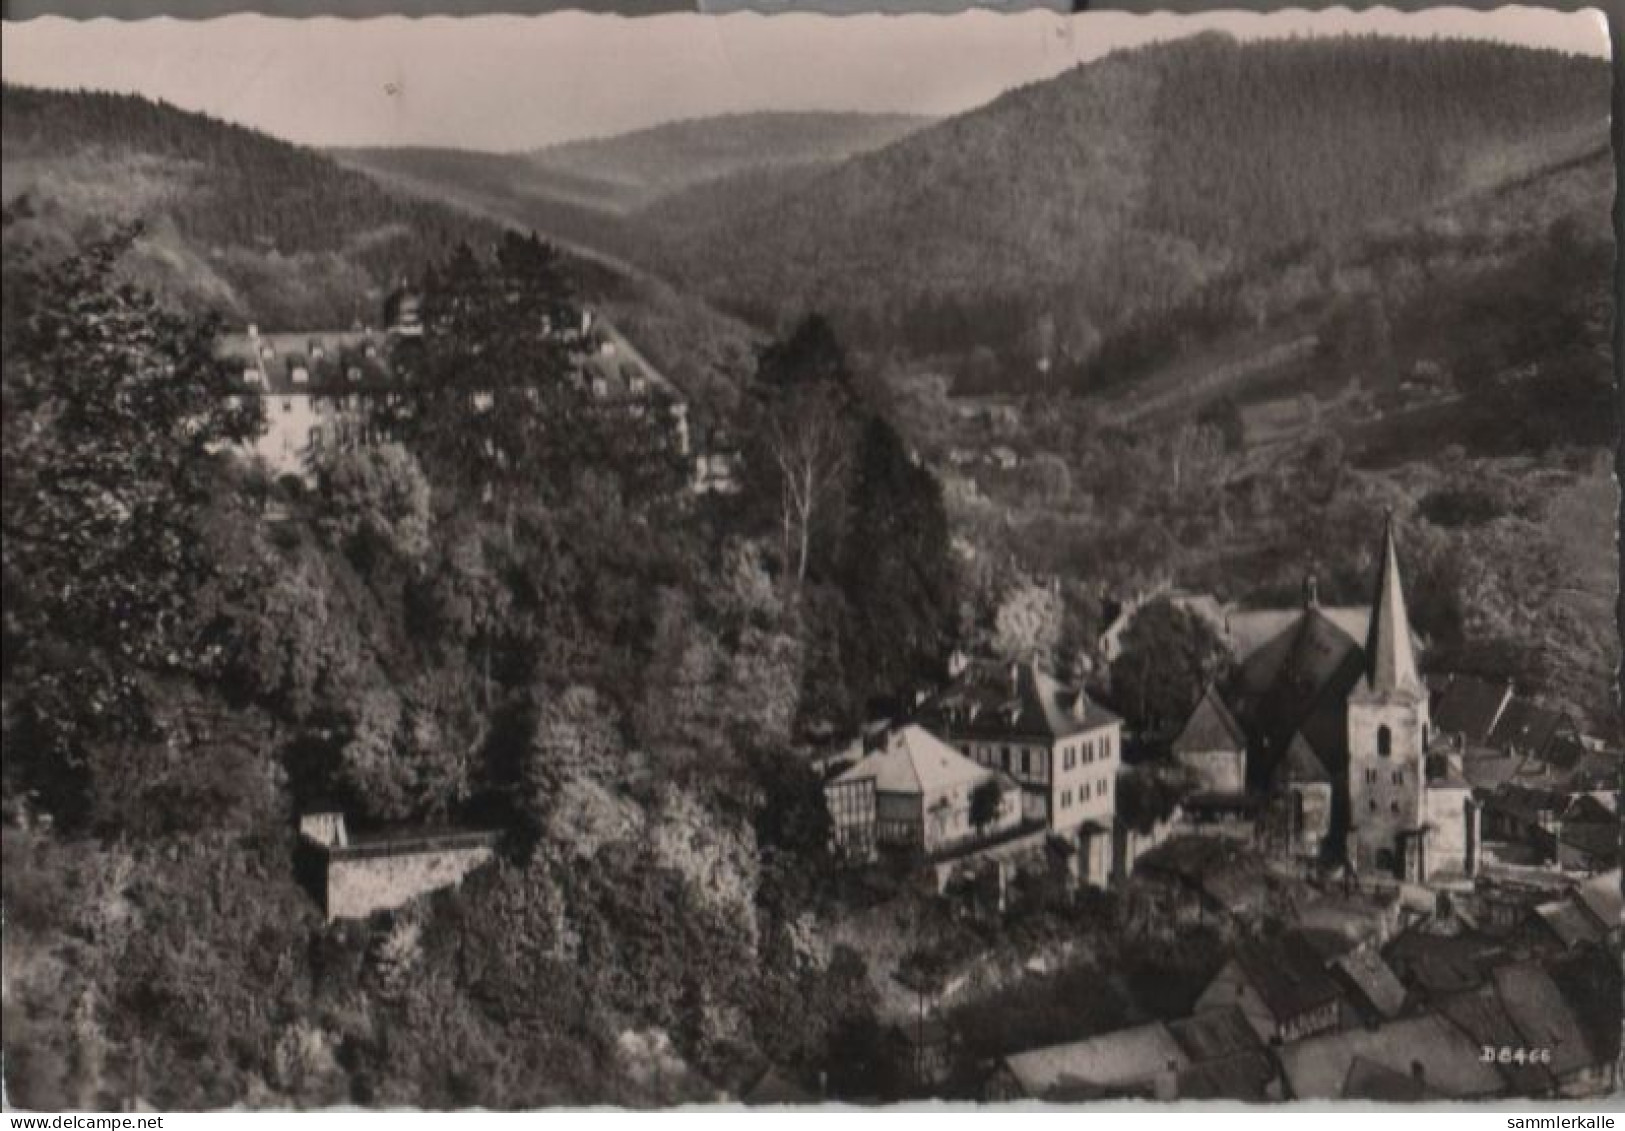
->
xmin=331 ymin=112 xmax=931 ymax=273
xmin=1 ymin=212 xmax=968 ymax=1106
xmin=526 ymin=111 xmax=931 ymax=210
xmin=647 ymin=35 xmax=1608 ymax=358
xmin=0 ymin=86 xmax=534 ymax=327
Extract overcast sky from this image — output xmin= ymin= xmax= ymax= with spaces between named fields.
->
xmin=1 ymin=8 xmax=1609 ymax=151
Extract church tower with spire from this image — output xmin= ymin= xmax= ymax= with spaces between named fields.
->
xmin=1346 ymin=514 xmax=1432 ymax=879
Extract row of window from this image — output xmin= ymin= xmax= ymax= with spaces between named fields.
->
xmin=1058 ymin=777 xmax=1112 ymax=810
xmin=1364 ymin=768 xmax=1406 ymax=785
xmin=970 ymin=744 xmax=1043 ymax=780
xmin=1060 ymin=734 xmax=1112 ymax=772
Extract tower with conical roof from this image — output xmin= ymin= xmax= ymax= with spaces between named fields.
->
xmin=1346 ymin=513 xmax=1432 ymax=879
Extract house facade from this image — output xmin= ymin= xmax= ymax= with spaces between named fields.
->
xmin=1194 ymin=936 xmax=1342 ymax=1046
xmin=825 ymin=725 xmax=1021 ymax=859
xmin=914 ymin=659 xmax=1121 ymax=839
xmin=218 ymin=299 xmax=695 ymax=482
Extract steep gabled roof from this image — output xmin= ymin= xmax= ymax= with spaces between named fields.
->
xmin=1002 ymin=1022 xmax=1189 ymax=1098
xmin=1533 ymin=898 xmax=1607 ymax=949
xmin=918 ymin=660 xmax=1118 ymax=743
xmin=1435 ymin=987 xmax=1555 ymax=1095
xmin=1232 ymin=935 xmax=1343 ymax=1023
xmin=1173 ymin=684 xmax=1248 ymax=755
xmin=1572 ymin=868 xmax=1622 ymax=932
xmin=832 ymin=724 xmax=990 ymax=796
xmin=1486 ymin=698 xmax=1569 ymax=758
xmin=1383 ymin=928 xmax=1502 ymax=997
xmin=1275 ymin=732 xmax=1332 ymax=785
xmin=1168 ymin=1006 xmax=1263 ymax=1062
xmin=1432 ymin=674 xmax=1513 ymax=745
xmin=1491 ymin=961 xmax=1601 ymax=1079
xmin=1332 ymin=947 xmax=1407 ymax=1020
xmin=1176 ymin=1051 xmax=1278 ymax=1101
xmin=1279 ymin=1014 xmax=1505 ymax=1100
xmin=1545 ymin=945 xmax=1624 ymax=1066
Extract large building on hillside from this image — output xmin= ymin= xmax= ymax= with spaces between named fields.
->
xmin=1175 ymin=516 xmax=1481 ymax=885
xmin=218 ymin=297 xmax=691 ymax=480
xmin=914 ymin=659 xmax=1122 ymax=843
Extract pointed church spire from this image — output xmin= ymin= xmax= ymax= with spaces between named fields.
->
xmin=1364 ymin=511 xmax=1421 ymax=694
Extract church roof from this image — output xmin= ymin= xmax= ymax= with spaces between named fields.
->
xmin=1172 ymin=684 xmax=1247 ymax=755
xmin=1236 ymin=606 xmax=1363 ymax=702
xmin=1276 ymin=733 xmax=1332 ymax=785
xmin=1359 ymin=514 xmax=1424 ymax=699
xmin=1230 ymin=607 xmax=1365 ymax=783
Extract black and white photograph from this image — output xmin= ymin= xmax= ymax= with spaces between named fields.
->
xmin=0 ymin=5 xmax=1618 ymax=1112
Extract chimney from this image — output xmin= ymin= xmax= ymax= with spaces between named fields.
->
xmin=1304 ymin=573 xmax=1320 ymax=609
xmin=948 ymin=649 xmax=969 ymax=678
xmin=1009 ymin=662 xmax=1020 ymax=693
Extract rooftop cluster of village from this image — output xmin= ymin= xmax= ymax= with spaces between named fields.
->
xmin=287 ymin=492 xmax=1619 ymax=1102
xmin=801 ymin=515 xmax=1620 ymax=1102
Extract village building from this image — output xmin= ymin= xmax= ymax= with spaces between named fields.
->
xmin=217 ymin=299 xmax=705 ymax=485
xmin=1171 ymin=684 xmax=1248 ymax=795
xmin=1481 ymin=787 xmax=1618 ymax=873
xmin=1429 ymin=672 xmax=1615 ymax=799
xmin=1328 ymin=945 xmax=1409 ymax=1025
xmin=297 ymin=809 xmax=499 ymax=922
xmin=988 ymin=1019 xmax=1192 ymax=1101
xmin=1525 ymin=868 xmax=1623 ymax=952
xmin=1265 ymin=734 xmax=1335 ymax=863
xmin=220 ymin=325 xmax=398 ymax=477
xmin=823 ymin=724 xmax=1022 ymax=860
xmin=987 ymin=1006 xmax=1279 ymax=1102
xmin=914 ymin=659 xmax=1121 ymax=837
xmin=1488 ymin=960 xmax=1615 ymax=1097
xmin=1278 ymin=1012 xmax=1506 ymax=1100
xmin=1193 ymin=934 xmax=1343 ymax=1046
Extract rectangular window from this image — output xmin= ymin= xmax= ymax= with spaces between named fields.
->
xmin=1391 ymin=770 xmax=1404 ymax=784
xmin=1082 ymin=783 xmax=1091 ymax=801
xmin=1366 ymin=769 xmax=1377 ymax=784
xmin=1061 ymin=790 xmax=1071 ymax=809
xmin=1021 ymin=750 xmax=1030 ymax=775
